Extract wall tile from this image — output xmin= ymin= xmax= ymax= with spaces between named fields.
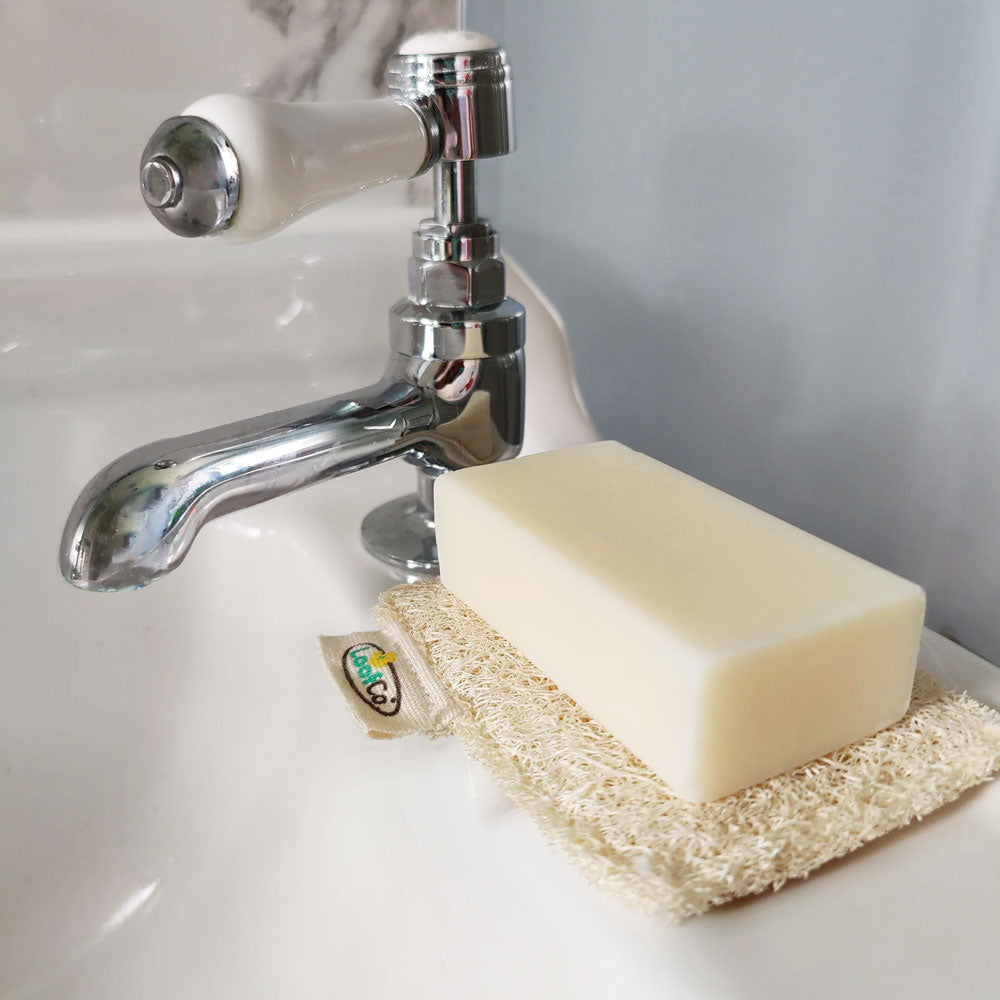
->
xmin=0 ymin=0 xmax=459 ymax=215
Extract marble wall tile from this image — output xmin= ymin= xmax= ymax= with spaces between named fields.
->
xmin=0 ymin=0 xmax=459 ymax=216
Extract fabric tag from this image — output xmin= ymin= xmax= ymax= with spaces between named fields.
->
xmin=319 ymin=625 xmax=453 ymax=739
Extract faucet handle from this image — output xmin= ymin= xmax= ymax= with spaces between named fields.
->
xmin=140 ymin=96 xmax=433 ymax=241
xmin=139 ymin=30 xmax=513 ymax=243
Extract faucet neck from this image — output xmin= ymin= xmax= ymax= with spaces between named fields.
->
xmin=434 ymin=160 xmax=478 ymax=227
xmin=403 ymin=103 xmax=510 ymax=320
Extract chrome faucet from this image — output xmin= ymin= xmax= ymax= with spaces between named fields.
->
xmin=60 ymin=32 xmax=524 ymax=590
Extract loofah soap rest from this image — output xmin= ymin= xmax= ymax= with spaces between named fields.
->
xmin=320 ymin=580 xmax=1000 ymax=920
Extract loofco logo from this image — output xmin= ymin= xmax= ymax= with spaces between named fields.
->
xmin=341 ymin=642 xmax=401 ymax=717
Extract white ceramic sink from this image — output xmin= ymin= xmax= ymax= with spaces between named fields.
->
xmin=2 ymin=205 xmax=998 ymax=1000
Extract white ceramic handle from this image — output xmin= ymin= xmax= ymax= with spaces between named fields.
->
xmin=182 ymin=95 xmax=431 ymax=241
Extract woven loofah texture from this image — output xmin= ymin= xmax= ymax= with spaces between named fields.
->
xmin=373 ymin=579 xmax=1000 ymax=920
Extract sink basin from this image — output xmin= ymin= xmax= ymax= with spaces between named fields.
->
xmin=2 ymin=205 xmax=998 ymax=1000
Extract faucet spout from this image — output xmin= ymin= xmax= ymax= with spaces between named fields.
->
xmin=60 ymin=378 xmax=436 ymax=592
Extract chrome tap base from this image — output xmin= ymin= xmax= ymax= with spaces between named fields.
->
xmin=362 ymin=469 xmax=439 ymax=578
xmin=360 ymin=490 xmax=438 ymax=579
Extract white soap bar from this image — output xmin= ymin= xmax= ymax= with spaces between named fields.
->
xmin=435 ymin=441 xmax=925 ymax=802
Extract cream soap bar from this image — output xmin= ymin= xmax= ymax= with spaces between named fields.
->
xmin=435 ymin=441 xmax=925 ymax=802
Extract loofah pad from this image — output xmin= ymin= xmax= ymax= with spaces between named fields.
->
xmin=365 ymin=580 xmax=1000 ymax=920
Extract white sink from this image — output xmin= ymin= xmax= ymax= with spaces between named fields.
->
xmin=2 ymin=205 xmax=998 ymax=1000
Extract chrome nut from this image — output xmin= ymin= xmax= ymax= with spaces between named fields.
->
xmin=408 ymin=256 xmax=505 ymax=309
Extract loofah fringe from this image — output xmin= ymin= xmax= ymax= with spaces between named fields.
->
xmin=373 ymin=580 xmax=1000 ymax=920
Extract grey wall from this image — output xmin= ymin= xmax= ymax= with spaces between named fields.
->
xmin=469 ymin=0 xmax=1000 ymax=663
